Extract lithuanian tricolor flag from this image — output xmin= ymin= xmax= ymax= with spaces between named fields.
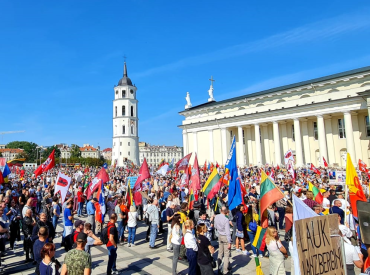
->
xmin=260 ymin=169 xmax=284 ymax=226
xmin=308 ymin=181 xmax=323 ymax=204
xmin=252 ymin=226 xmax=267 ymax=251
xmin=202 ymin=169 xmax=221 ymax=198
xmin=189 ymin=188 xmax=195 ymax=210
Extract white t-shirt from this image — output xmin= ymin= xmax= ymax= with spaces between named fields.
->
xmin=127 ymin=212 xmax=138 ymax=227
xmin=344 ymin=239 xmax=360 ymax=265
xmin=267 ymin=240 xmax=283 ymax=252
xmin=323 ymin=198 xmax=330 ymax=209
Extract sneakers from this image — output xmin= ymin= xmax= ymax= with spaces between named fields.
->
xmin=251 ymin=254 xmax=257 ymax=258
xmin=259 ymin=254 xmax=264 ymax=258
xmin=127 ymin=243 xmax=131 ymax=247
xmin=242 ymin=250 xmax=249 ymax=256
xmin=235 ymin=249 xmax=241 ymax=252
xmin=131 ymin=244 xmax=135 ymax=247
xmin=167 ymin=248 xmax=173 ymax=252
xmin=112 ymin=270 xmax=119 ymax=275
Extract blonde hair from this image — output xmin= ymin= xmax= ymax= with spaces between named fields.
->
xmin=265 ymin=226 xmax=278 ymax=245
xmin=184 ymin=219 xmax=194 ymax=229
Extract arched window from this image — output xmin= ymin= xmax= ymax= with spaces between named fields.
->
xmin=115 ymin=106 xmax=117 ymax=117
xmin=131 ymin=106 xmax=134 ymax=116
xmin=122 ymin=126 xmax=125 ymax=134
xmin=131 ymin=125 xmax=134 ymax=134
xmin=122 ymin=90 xmax=126 ymax=97
xmin=122 ymin=106 xmax=126 ymax=116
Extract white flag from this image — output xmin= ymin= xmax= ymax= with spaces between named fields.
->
xmin=54 ymin=172 xmax=72 ymax=203
xmin=156 ymin=164 xmax=169 ymax=176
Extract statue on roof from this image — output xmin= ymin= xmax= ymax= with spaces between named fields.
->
xmin=208 ymin=76 xmax=215 ymax=102
xmin=185 ymin=92 xmax=192 ymax=109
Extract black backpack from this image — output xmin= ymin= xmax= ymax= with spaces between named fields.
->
xmin=101 ymin=223 xmax=114 ymax=245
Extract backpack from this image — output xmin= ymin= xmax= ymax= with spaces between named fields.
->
xmin=161 ymin=209 xmax=167 ymax=223
xmin=101 ymin=223 xmax=114 ymax=245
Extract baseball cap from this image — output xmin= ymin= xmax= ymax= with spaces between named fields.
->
xmin=92 ymin=198 xmax=98 ymax=202
xmin=76 ymin=232 xmax=87 ymax=242
xmin=75 ymin=220 xmax=85 ymax=227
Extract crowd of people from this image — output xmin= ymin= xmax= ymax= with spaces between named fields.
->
xmin=0 ymin=163 xmax=369 ymax=275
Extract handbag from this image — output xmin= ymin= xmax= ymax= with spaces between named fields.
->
xmin=196 ymin=237 xmax=216 ymax=268
xmin=236 ymin=230 xmax=244 ymax=238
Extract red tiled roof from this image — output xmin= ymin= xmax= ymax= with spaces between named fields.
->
xmin=103 ymin=148 xmax=112 ymax=152
xmin=0 ymin=148 xmax=24 ymax=153
xmin=80 ymin=146 xmax=97 ymax=152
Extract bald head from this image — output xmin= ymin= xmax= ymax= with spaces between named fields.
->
xmin=27 ymin=198 xmax=33 ymax=206
xmin=152 ymin=199 xmax=158 ymax=206
xmin=26 ymin=209 xmax=33 ymax=217
xmin=221 ymin=206 xmax=228 ymax=214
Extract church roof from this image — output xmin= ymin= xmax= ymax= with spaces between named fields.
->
xmin=118 ymin=62 xmax=133 ymax=86
xmin=179 ymin=65 xmax=370 ymax=114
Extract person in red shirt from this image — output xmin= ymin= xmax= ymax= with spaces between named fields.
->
xmin=107 ymin=214 xmax=119 ymax=275
xmin=77 ymin=187 xmax=84 ymax=217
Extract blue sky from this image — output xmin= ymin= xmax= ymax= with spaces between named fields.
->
xmin=1 ymin=1 xmax=370 ymax=149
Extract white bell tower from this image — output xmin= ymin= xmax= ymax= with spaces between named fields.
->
xmin=112 ymin=62 xmax=139 ymax=166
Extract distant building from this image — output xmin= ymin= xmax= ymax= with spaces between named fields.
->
xmin=59 ymin=145 xmax=71 ymax=159
xmin=0 ymin=145 xmax=5 ymax=149
xmin=101 ymin=148 xmax=112 ymax=160
xmin=139 ymin=142 xmax=183 ymax=166
xmin=0 ymin=148 xmax=24 ymax=162
xmin=80 ymin=145 xmax=100 ymax=159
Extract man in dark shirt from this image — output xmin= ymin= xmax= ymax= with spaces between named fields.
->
xmin=32 ymin=213 xmax=55 ymax=242
xmin=106 ymin=213 xmax=119 ymax=275
xmin=329 ymin=200 xmax=344 ymax=224
xmin=23 ymin=208 xmax=36 ymax=263
xmin=33 ymin=226 xmax=48 ymax=275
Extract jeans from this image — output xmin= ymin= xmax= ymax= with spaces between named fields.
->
xmin=128 ymin=226 xmax=136 ymax=244
xmin=52 ymin=216 xmax=59 ymax=230
xmin=172 ymin=243 xmax=180 ymax=275
xmin=36 ymin=202 xmax=42 ymax=214
xmin=186 ymin=248 xmax=199 ymax=275
xmin=232 ymin=221 xmax=237 ymax=245
xmin=77 ymin=202 xmax=84 ymax=216
xmin=149 ymin=223 xmax=158 ymax=247
xmin=107 ymin=246 xmax=117 ymax=274
xmin=277 ymin=207 xmax=285 ymax=230
xmin=167 ymin=224 xmax=173 ymax=250
xmin=247 ymin=230 xmax=263 ymax=256
xmin=117 ymin=220 xmax=124 ymax=241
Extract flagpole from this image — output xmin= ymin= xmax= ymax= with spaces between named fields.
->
xmin=260 ymin=168 xmax=293 ymax=207
xmin=345 ymin=179 xmax=348 ymax=224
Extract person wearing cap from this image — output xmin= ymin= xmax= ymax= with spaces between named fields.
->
xmin=86 ymin=198 xmax=97 ymax=234
xmin=72 ymin=220 xmax=86 ymax=248
xmin=61 ymin=232 xmax=92 ymax=275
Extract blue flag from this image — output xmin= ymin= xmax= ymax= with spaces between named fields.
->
xmin=103 ymin=163 xmax=108 ymax=169
xmin=226 ymin=136 xmax=242 ymax=210
xmin=2 ymin=164 xmax=11 ymax=178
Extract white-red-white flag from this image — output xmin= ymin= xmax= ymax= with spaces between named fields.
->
xmin=54 ymin=172 xmax=72 ymax=203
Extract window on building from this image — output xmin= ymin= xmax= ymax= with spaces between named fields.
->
xmin=120 ymin=142 xmax=122 ymax=146
xmin=120 ymin=152 xmax=122 ymax=156
xmin=230 ymin=131 xmax=233 ymax=140
xmin=128 ymin=151 xmax=130 ymax=156
xmin=259 ymin=129 xmax=261 ymax=143
xmin=313 ymin=122 xmax=318 ymax=140
xmin=131 ymin=125 xmax=134 ymax=134
xmin=242 ymin=130 xmax=245 ymax=144
xmin=292 ymin=125 xmax=295 ymax=141
xmin=131 ymin=106 xmax=134 ymax=117
xmin=130 ymin=89 xmax=134 ymax=95
xmin=338 ymin=119 xmax=346 ymax=139
xmin=115 ymin=90 xmax=118 ymax=95
xmin=115 ymin=106 xmax=117 ymax=117
xmin=122 ymin=90 xmax=126 ymax=97
xmin=366 ymin=116 xmax=370 ymax=137
xmin=122 ymin=106 xmax=125 ymax=116
xmin=122 ymin=126 xmax=125 ymax=134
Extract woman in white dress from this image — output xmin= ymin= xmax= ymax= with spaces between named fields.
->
xmin=265 ymin=226 xmax=287 ymax=275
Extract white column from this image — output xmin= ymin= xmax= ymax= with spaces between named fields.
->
xmin=221 ymin=128 xmax=228 ymax=164
xmin=352 ymin=113 xmax=363 ymax=163
xmin=182 ymin=130 xmax=188 ymax=155
xmin=254 ymin=124 xmax=262 ymax=166
xmin=246 ymin=127 xmax=253 ymax=165
xmin=273 ymin=121 xmax=281 ymax=165
xmin=317 ymin=115 xmax=328 ymax=163
xmin=262 ymin=125 xmax=271 ymax=164
xmin=344 ymin=112 xmax=356 ymax=162
xmin=208 ymin=130 xmax=214 ymax=163
xmin=237 ymin=126 xmax=245 ymax=166
xmin=193 ymin=131 xmax=198 ymax=154
xmin=293 ymin=118 xmax=304 ymax=167
xmin=325 ymin=117 xmax=335 ymax=166
xmin=301 ymin=119 xmax=311 ymax=164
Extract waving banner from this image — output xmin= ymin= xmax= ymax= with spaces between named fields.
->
xmin=54 ymin=172 xmax=72 ymax=203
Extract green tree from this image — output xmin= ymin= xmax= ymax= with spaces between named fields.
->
xmin=7 ymin=141 xmax=38 ymax=162
xmin=70 ymin=144 xmax=81 ymax=158
xmin=15 ymin=151 xmax=30 ymax=160
xmin=0 ymin=152 xmax=2 ymax=157
xmin=42 ymin=146 xmax=61 ymax=159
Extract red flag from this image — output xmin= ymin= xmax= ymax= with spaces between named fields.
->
xmin=216 ymin=162 xmax=219 ymax=169
xmin=133 ymin=158 xmax=150 ymax=192
xmin=34 ymin=149 xmax=55 ymax=177
xmin=0 ymin=170 xmax=4 ymax=184
xmin=189 ymin=154 xmax=200 ymax=200
xmin=86 ymin=168 xmax=110 ymax=199
xmin=359 ymin=159 xmax=369 ymax=174
xmin=20 ymin=169 xmax=25 ymax=179
xmin=310 ymin=163 xmax=321 ymax=175
xmin=203 ymin=160 xmax=207 ymax=173
xmin=276 ymin=164 xmax=280 ymax=170
xmin=175 ymin=153 xmax=192 ymax=171
xmin=323 ymin=157 xmax=328 ymax=168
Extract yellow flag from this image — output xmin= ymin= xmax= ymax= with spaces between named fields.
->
xmin=346 ymin=153 xmax=360 ymax=194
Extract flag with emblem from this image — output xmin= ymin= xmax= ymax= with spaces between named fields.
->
xmin=34 ymin=150 xmax=55 ymax=177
